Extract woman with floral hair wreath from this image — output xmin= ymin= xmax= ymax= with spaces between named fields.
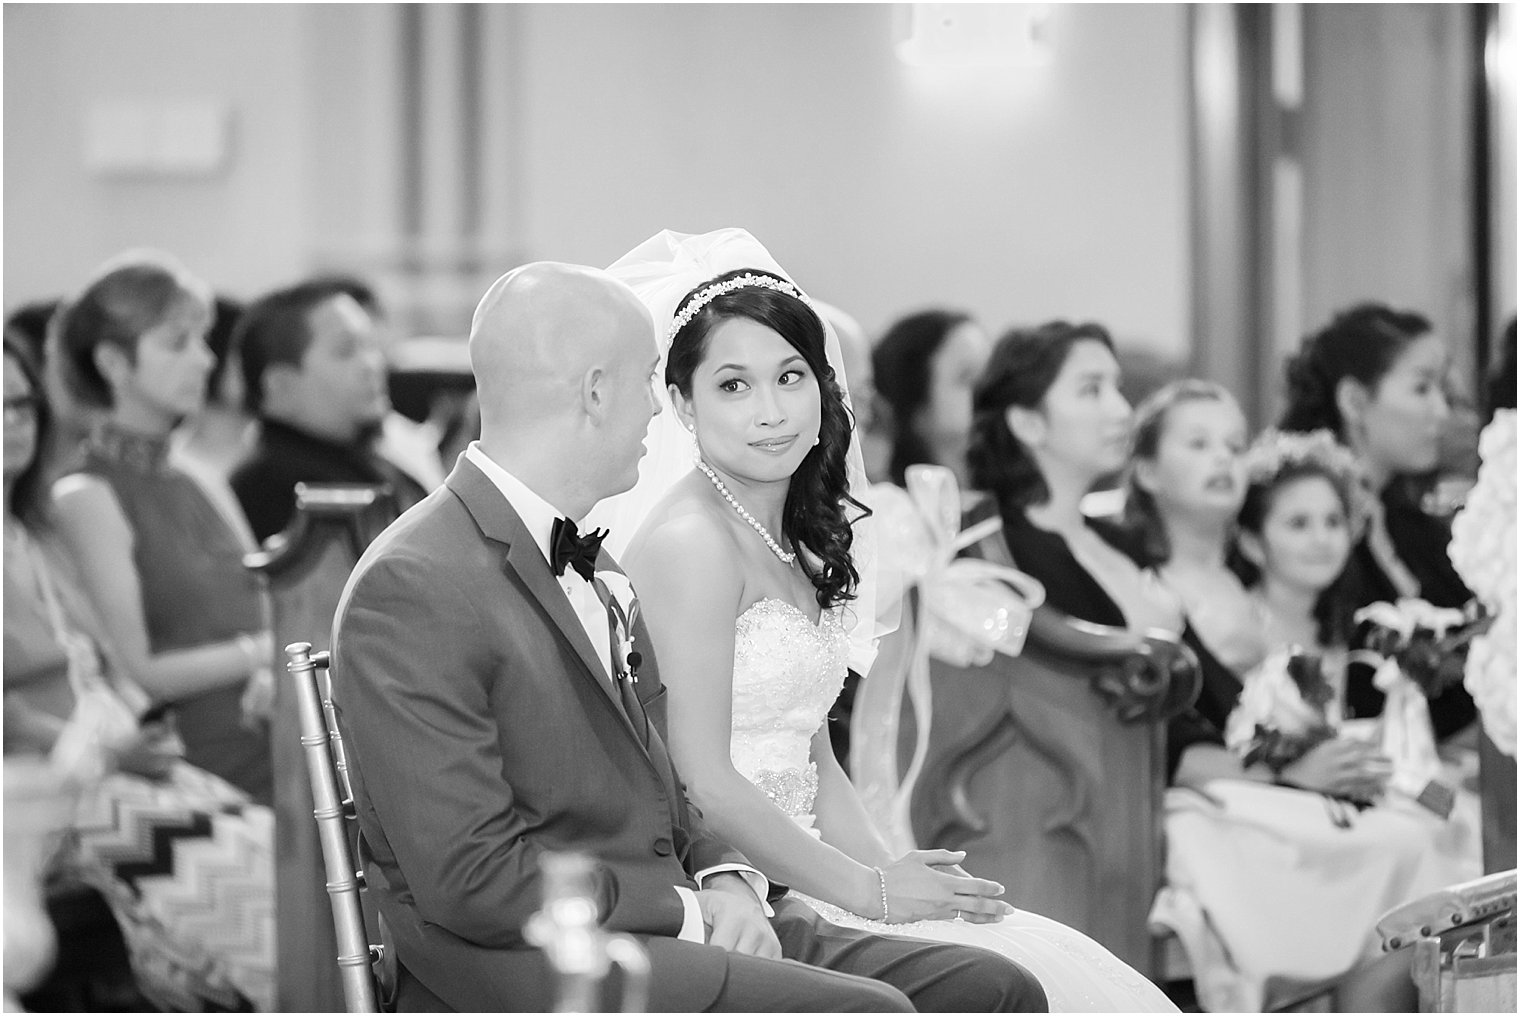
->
xmin=1127 ymin=381 xmax=1479 ymax=1012
xmin=600 ymin=227 xmax=1178 ymax=1012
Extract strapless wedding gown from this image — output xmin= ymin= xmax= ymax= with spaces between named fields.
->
xmin=731 ymin=598 xmax=1179 ymax=1013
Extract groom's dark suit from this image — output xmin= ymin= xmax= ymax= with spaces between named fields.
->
xmin=331 ymin=455 xmax=1045 ymax=1012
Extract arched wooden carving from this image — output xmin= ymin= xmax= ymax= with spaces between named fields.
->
xmin=246 ymin=483 xmax=399 ymax=1013
xmin=911 ymin=608 xmax=1199 ymax=978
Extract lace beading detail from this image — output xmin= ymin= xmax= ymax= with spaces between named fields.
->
xmin=730 ymin=599 xmax=848 ymax=818
xmin=751 ymin=765 xmax=819 ymax=817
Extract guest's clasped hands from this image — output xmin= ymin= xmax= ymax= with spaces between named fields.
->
xmin=1279 ymin=737 xmax=1393 ymax=803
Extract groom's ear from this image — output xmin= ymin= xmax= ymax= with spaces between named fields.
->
xmin=581 ymin=366 xmax=606 ymax=421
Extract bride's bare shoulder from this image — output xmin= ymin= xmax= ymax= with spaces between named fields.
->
xmin=625 ymin=480 xmax=740 ymax=562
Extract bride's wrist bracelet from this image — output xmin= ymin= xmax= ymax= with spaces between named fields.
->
xmin=873 ymin=866 xmax=889 ymax=922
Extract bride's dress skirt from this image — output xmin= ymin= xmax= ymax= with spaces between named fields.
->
xmin=787 ymin=816 xmax=1177 ymax=1012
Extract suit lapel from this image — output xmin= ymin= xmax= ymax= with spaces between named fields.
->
xmin=446 ymin=460 xmax=649 ymax=751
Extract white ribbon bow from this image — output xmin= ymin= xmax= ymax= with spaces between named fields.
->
xmin=852 ymin=465 xmax=1045 ymax=854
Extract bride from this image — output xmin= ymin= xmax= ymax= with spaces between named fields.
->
xmin=594 ymin=228 xmax=1178 ymax=1013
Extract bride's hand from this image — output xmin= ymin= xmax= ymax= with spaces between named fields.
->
xmin=880 ymin=850 xmax=1014 ymax=925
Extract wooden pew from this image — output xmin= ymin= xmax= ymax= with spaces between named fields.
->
xmin=911 ymin=601 xmax=1199 ymax=978
xmin=246 ymin=484 xmax=399 ymax=1013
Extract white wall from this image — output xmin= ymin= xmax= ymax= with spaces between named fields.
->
xmin=4 ymin=3 xmax=1193 ymax=359
xmin=4 ymin=3 xmax=309 ymax=302
xmin=512 ymin=3 xmax=1191 ymax=353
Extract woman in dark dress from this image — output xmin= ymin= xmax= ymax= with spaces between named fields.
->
xmin=48 ymin=253 xmax=276 ymax=804
xmin=1279 ymin=303 xmax=1476 ymax=739
xmin=963 ymin=320 xmax=1180 ymax=635
xmin=4 ymin=332 xmax=273 ymax=1010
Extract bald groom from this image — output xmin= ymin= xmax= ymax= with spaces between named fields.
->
xmin=330 ymin=262 xmax=1046 ymax=1011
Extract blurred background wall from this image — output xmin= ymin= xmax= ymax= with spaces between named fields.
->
xmin=4 ymin=3 xmax=1514 ymax=404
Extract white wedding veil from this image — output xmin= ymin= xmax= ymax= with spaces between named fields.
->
xmin=587 ymin=227 xmax=890 ymax=675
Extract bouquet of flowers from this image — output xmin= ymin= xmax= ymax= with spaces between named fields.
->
xmin=1224 ymin=647 xmax=1338 ymax=777
xmin=1352 ymin=597 xmax=1490 ymax=700
xmin=1348 ymin=597 xmax=1491 ymax=817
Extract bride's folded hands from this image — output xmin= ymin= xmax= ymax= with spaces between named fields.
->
xmin=878 ymin=849 xmax=1014 ymax=924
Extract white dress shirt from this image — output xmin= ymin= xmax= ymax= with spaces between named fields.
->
xmin=463 ymin=444 xmax=770 ymax=940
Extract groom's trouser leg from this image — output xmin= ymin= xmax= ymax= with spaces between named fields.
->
xmin=705 ymin=954 xmax=916 ymax=1012
xmin=770 ymin=897 xmax=1049 ymax=1013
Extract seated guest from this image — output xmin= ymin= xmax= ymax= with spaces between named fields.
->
xmin=963 ymin=320 xmax=1180 ymax=635
xmin=309 ymin=272 xmax=452 ymax=491
xmin=4 ymin=332 xmax=274 ymax=1011
xmin=874 ymin=309 xmax=990 ymax=488
xmin=330 ymin=259 xmax=1046 ymax=1013
xmin=1124 ymin=379 xmax=1478 ymax=1012
xmin=8 ymin=298 xmax=90 ymax=494
xmin=229 ymin=279 xmax=427 ymax=543
xmin=5 ymin=299 xmax=60 ymax=364
xmin=1279 ymin=304 xmax=1477 ymax=740
xmin=49 ymin=251 xmax=276 ymax=805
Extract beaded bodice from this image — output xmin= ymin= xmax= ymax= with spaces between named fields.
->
xmin=730 ymin=598 xmax=849 ymax=818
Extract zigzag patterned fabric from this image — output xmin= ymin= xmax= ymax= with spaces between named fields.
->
xmin=56 ymin=762 xmax=275 ymax=1012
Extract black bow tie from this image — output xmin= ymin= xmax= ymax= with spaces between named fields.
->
xmin=550 ymin=517 xmax=607 ymax=582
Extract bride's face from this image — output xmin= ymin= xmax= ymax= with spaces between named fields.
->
xmin=675 ymin=316 xmax=822 ymax=485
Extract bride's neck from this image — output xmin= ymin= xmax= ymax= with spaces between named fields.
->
xmin=703 ymin=461 xmax=788 ymax=536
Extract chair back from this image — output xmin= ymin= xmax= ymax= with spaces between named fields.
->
xmin=286 ymin=641 xmax=385 ymax=1013
xmin=250 ymin=485 xmax=400 ymax=1012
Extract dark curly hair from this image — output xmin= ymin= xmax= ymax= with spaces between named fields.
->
xmin=1121 ymin=378 xmax=1239 ymax=565
xmin=4 ymin=329 xmax=53 ymax=530
xmin=1235 ymin=459 xmax=1357 ymax=647
xmin=967 ymin=320 xmax=1116 ymax=511
xmin=1279 ymin=303 xmax=1432 ymax=438
xmin=872 ymin=309 xmax=973 ymax=486
xmin=666 ymin=268 xmax=868 ymax=611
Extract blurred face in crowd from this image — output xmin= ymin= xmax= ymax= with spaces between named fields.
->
xmin=677 ymin=316 xmax=822 ymax=489
xmin=107 ymin=297 xmax=215 ymax=430
xmin=274 ymin=294 xmax=390 ymax=443
xmin=1349 ymin=333 xmax=1450 ymax=480
xmin=1019 ymin=339 xmax=1132 ymax=483
xmin=1134 ymin=396 xmax=1248 ymax=524
xmin=918 ymin=320 xmax=990 ymax=460
xmin=3 ymin=352 xmax=38 ymax=485
xmin=1243 ymin=473 xmax=1352 ymax=597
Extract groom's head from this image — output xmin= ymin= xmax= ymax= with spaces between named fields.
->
xmin=469 ymin=262 xmax=661 ymax=517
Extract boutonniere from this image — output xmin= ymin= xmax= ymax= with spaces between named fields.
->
xmin=617 ymin=598 xmax=642 ymax=685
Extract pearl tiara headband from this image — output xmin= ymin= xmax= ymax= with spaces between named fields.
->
xmin=666 ymin=271 xmax=812 ymax=342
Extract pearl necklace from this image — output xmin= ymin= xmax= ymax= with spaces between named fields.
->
xmin=695 ymin=459 xmax=796 ymax=564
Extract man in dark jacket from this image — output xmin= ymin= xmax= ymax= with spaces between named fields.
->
xmin=230 ymin=280 xmax=427 ymax=543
